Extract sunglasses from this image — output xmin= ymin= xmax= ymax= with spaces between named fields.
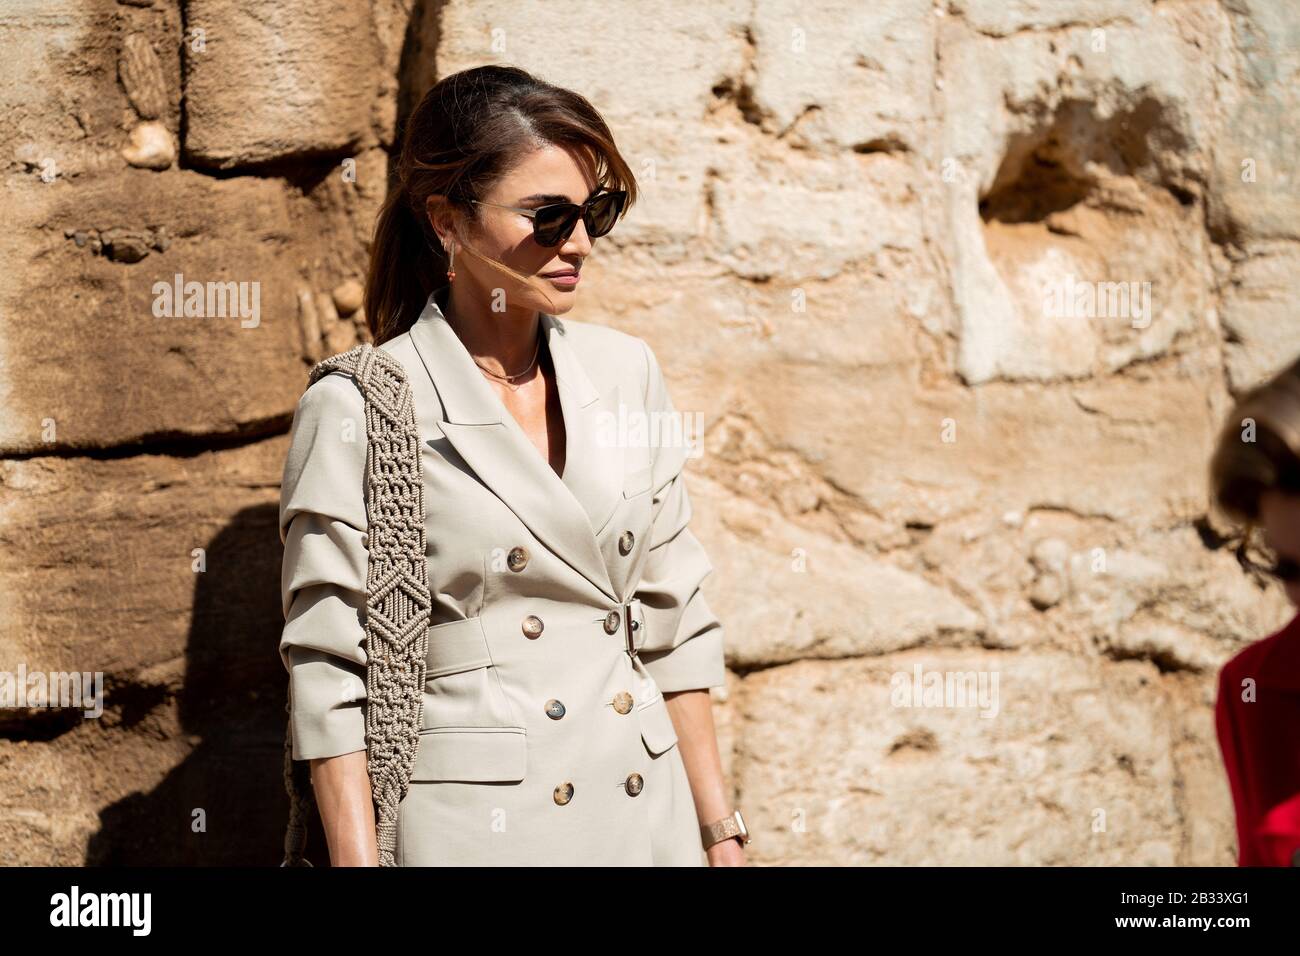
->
xmin=1234 ymin=521 xmax=1300 ymax=583
xmin=471 ymin=189 xmax=627 ymax=247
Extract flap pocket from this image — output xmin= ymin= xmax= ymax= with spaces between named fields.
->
xmin=637 ymin=693 xmax=679 ymax=756
xmin=622 ymin=464 xmax=654 ymax=499
xmin=410 ymin=727 xmax=527 ymax=782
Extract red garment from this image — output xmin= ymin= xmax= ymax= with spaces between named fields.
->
xmin=1214 ymin=610 xmax=1300 ymax=866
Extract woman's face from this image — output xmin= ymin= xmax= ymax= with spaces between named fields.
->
xmin=1259 ymin=489 xmax=1300 ymax=606
xmin=433 ymin=144 xmax=601 ymax=315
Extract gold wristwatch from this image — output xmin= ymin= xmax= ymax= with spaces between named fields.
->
xmin=700 ymin=809 xmax=750 ymax=850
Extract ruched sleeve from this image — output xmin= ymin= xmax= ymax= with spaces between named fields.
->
xmin=278 ymin=371 xmax=370 ymax=761
xmin=631 ymin=340 xmax=727 ymax=693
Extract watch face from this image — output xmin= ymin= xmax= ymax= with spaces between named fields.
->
xmin=734 ymin=810 xmax=749 ymax=839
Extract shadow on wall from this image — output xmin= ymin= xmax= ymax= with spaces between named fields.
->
xmin=84 ymin=502 xmax=328 ymax=865
xmin=80 ymin=0 xmax=450 ymax=865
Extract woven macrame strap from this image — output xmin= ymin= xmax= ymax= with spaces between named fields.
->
xmin=281 ymin=342 xmax=431 ymax=867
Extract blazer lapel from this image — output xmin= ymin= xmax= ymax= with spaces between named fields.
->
xmin=407 ymin=293 xmax=622 ymax=603
xmin=547 ymin=313 xmax=626 ymax=540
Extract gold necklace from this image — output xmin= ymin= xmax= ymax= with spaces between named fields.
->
xmin=471 ymin=329 xmax=542 ymax=391
xmin=444 ymin=298 xmax=544 ymax=392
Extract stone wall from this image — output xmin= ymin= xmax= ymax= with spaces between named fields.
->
xmin=1 ymin=0 xmax=1296 ymax=864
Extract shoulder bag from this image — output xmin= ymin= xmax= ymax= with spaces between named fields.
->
xmin=280 ymin=342 xmax=431 ymax=867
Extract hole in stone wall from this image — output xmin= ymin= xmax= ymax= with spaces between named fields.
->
xmin=980 ymin=148 xmax=1093 ymax=224
xmin=979 ymin=97 xmax=1187 ymax=224
xmin=962 ymin=92 xmax=1205 ymax=382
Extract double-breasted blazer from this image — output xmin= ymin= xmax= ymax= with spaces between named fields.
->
xmin=278 ymin=290 xmax=727 ymax=865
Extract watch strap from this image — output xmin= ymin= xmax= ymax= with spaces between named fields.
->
xmin=700 ymin=811 xmax=747 ymax=849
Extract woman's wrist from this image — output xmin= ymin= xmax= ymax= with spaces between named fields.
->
xmin=705 ymin=836 xmax=747 ymax=866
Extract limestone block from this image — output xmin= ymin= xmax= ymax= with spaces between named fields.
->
xmin=939 ymin=11 xmax=1230 ymax=384
xmin=709 ymin=151 xmax=922 ymax=282
xmin=1205 ymin=0 xmax=1300 ymax=243
xmin=0 ymin=435 xmax=290 ymax=703
xmin=739 ymin=360 xmax=1220 ymax=530
xmin=1220 ymin=243 xmax=1300 ymax=394
xmin=0 ymin=168 xmax=338 ymax=453
xmin=951 ymin=0 xmax=1143 ymax=36
xmin=688 ymin=480 xmax=983 ymax=668
xmin=748 ymin=0 xmax=934 ymax=153
xmin=436 ymin=0 xmax=752 ymax=124
xmin=183 ymin=0 xmax=382 ymax=168
xmin=736 ymin=650 xmax=1191 ymax=864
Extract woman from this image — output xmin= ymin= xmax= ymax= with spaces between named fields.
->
xmin=1209 ymin=354 xmax=1300 ymax=866
xmin=277 ymin=65 xmax=748 ymax=866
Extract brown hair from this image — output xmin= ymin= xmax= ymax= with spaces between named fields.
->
xmin=363 ymin=65 xmax=639 ymax=345
xmin=1209 ymin=355 xmax=1300 ymax=524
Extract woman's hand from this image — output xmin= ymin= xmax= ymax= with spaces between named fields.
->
xmin=706 ymin=837 xmax=747 ymax=866
xmin=664 ymin=689 xmax=747 ymax=867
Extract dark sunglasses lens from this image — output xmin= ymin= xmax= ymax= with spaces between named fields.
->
xmin=584 ymin=193 xmax=623 ymax=237
xmin=533 ymin=204 xmax=580 ymax=246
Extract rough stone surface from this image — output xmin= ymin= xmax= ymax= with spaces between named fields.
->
xmin=118 ymin=32 xmax=168 ymax=120
xmin=737 ymin=649 xmax=1189 ymax=865
xmin=2 ymin=0 xmax=1296 ymax=866
xmin=182 ymin=0 xmax=384 ymax=168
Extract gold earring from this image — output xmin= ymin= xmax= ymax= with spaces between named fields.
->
xmin=446 ymin=243 xmax=456 ymax=282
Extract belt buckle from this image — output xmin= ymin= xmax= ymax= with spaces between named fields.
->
xmin=624 ymin=603 xmax=635 ymax=657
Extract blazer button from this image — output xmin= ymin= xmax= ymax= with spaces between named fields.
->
xmin=624 ymin=772 xmax=644 ymax=797
xmin=507 ymin=546 xmax=529 ymax=572
xmin=619 ymin=530 xmax=635 ymax=554
xmin=553 ymin=782 xmax=574 ymax=806
xmin=545 ymin=698 xmax=566 ymax=719
xmin=612 ymin=691 xmax=633 ymax=714
xmin=522 ymin=614 xmax=544 ymax=639
xmin=603 ymin=610 xmax=621 ymax=634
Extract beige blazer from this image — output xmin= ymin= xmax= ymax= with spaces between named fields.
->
xmin=278 ymin=291 xmax=726 ymax=865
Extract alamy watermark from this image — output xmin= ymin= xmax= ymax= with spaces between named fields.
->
xmin=152 ymin=272 xmax=261 ymax=327
xmin=50 ymin=885 xmax=150 ymax=935
xmin=595 ymin=405 xmax=704 ymax=458
xmin=1 ymin=665 xmax=103 ymax=718
xmin=890 ymin=663 xmax=999 ymax=718
xmin=1042 ymin=273 xmax=1153 ymax=329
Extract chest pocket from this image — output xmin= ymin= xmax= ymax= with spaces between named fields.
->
xmin=622 ymin=463 xmax=653 ymax=499
xmin=410 ymin=616 xmax=526 ymax=782
xmin=607 ymin=463 xmax=655 ymax=588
